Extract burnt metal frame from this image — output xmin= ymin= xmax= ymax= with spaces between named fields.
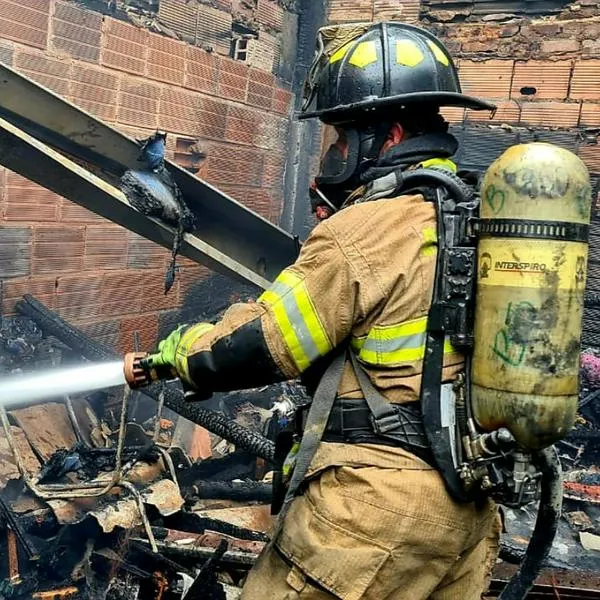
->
xmin=0 ymin=63 xmax=301 ymax=288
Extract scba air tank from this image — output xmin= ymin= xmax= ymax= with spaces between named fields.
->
xmin=471 ymin=143 xmax=592 ymax=450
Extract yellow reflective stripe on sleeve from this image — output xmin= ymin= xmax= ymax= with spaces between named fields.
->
xmin=272 ymin=297 xmax=311 ymax=371
xmin=175 ymin=323 xmax=214 ymax=385
xmin=352 ymin=317 xmax=458 ymax=366
xmin=293 ymin=285 xmax=331 ymax=356
xmin=275 ymin=270 xmax=302 ymax=288
xmin=259 ymin=289 xmax=280 ymax=306
xmin=258 ymin=270 xmax=333 ymax=372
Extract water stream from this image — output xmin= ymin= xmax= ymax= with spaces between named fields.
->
xmin=0 ymin=361 xmax=126 ymax=409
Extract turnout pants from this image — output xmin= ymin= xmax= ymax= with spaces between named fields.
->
xmin=241 ymin=452 xmax=501 ymax=600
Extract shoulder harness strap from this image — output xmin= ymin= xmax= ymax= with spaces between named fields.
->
xmin=401 ymin=167 xmax=480 ymax=503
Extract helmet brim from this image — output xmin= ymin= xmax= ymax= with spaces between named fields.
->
xmin=298 ymin=92 xmax=496 ymax=123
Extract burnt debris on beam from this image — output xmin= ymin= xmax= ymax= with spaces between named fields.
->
xmin=0 ymin=63 xmax=300 ymax=287
xmin=0 ymin=116 xmax=271 ymax=290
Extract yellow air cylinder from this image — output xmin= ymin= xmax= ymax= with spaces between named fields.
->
xmin=471 ymin=142 xmax=592 ymax=450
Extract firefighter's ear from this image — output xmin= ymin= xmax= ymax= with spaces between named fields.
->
xmin=381 ymin=123 xmax=406 ymax=154
xmin=390 ymin=122 xmax=405 ymax=144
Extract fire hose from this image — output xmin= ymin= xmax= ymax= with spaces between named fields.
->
xmin=498 ymin=447 xmax=563 ymax=600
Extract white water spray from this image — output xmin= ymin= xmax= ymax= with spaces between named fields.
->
xmin=0 ymin=361 xmax=126 ymax=409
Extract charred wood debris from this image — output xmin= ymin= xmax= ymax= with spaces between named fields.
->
xmin=0 ymin=293 xmax=305 ymax=599
xmin=1 ymin=294 xmax=600 ymax=598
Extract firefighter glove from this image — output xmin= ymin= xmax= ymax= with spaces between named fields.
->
xmin=153 ymin=323 xmax=215 ymax=387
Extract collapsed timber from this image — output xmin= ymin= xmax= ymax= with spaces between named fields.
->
xmin=0 ymin=295 xmax=293 ymax=599
xmin=1 ymin=296 xmax=600 ymax=598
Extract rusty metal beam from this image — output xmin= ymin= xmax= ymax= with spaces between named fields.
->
xmin=0 ymin=116 xmax=271 ymax=289
xmin=0 ymin=63 xmax=300 ymax=285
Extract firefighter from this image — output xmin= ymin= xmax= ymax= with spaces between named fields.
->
xmin=151 ymin=22 xmax=502 ymax=599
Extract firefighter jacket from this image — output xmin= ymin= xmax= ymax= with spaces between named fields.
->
xmin=179 ymin=185 xmax=464 ymax=405
xmin=233 ymin=175 xmax=502 ymax=600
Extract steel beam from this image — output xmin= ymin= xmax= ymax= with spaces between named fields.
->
xmin=0 ymin=64 xmax=300 ymax=284
xmin=0 ymin=116 xmax=271 ymax=289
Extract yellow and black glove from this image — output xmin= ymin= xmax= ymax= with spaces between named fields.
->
xmin=145 ymin=323 xmax=214 ymax=388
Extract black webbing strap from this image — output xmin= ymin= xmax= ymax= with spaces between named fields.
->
xmin=349 ymin=351 xmax=430 ymax=449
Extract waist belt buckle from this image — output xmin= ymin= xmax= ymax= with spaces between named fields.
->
xmin=370 ymin=411 xmax=401 ymax=436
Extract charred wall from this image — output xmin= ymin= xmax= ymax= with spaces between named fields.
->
xmin=0 ymin=0 xmax=299 ymax=353
xmin=279 ymin=0 xmax=328 ymax=239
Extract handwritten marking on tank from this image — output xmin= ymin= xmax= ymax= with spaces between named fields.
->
xmin=492 ymin=301 xmax=538 ymax=367
xmin=492 ymin=329 xmax=525 ymax=366
xmin=484 ymin=184 xmax=505 ymax=214
xmin=503 ymin=165 xmax=569 ymax=199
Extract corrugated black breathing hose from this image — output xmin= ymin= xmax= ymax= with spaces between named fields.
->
xmin=498 ymin=447 xmax=563 ymax=600
xmin=16 ymin=294 xmax=276 ymax=462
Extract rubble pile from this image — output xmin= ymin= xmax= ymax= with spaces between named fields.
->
xmin=1 ymin=295 xmax=600 ymax=598
xmin=0 ymin=298 xmax=300 ymax=600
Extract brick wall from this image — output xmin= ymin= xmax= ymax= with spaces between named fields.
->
xmin=0 ymin=0 xmax=294 ymax=353
xmin=329 ymin=0 xmax=421 ymax=23
xmin=424 ymin=6 xmax=600 ymax=179
xmin=325 ymin=1 xmax=600 ymax=181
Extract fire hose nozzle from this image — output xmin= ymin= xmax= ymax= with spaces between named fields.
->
xmin=123 ymin=351 xmax=152 ymax=388
xmin=123 ymin=352 xmax=179 ymax=389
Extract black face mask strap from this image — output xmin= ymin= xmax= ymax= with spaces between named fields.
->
xmin=315 ymin=128 xmax=360 ymax=186
xmin=357 ymin=120 xmax=394 ymax=174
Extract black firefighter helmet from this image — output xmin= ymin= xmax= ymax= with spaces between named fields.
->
xmin=302 ymin=22 xmax=495 ymax=216
xmin=300 ymin=21 xmax=495 ymax=124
